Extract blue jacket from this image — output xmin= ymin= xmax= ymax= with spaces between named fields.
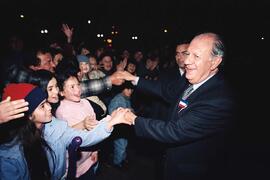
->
xmin=108 ymin=93 xmax=132 ymax=114
xmin=0 ymin=117 xmax=112 ymax=180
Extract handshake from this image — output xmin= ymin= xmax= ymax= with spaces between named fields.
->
xmin=109 ymin=71 xmax=137 ymax=86
xmin=106 ymin=108 xmax=137 ymax=131
xmin=83 ymin=107 xmax=137 ymax=132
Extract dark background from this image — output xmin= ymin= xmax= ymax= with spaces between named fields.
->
xmin=0 ymin=0 xmax=268 ymax=53
xmin=0 ymin=0 xmax=269 ymax=179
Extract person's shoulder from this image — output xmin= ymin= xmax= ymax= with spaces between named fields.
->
xmin=0 ymin=140 xmax=22 ymax=159
xmin=97 ymin=70 xmax=106 ymax=76
xmin=111 ymin=93 xmax=124 ymax=102
xmin=55 ymin=101 xmax=65 ymax=115
xmin=44 ymin=117 xmax=68 ymax=138
xmin=212 ymin=72 xmax=233 ymax=94
xmin=81 ymin=98 xmax=95 ymax=109
xmin=47 ymin=116 xmax=67 ymax=126
xmin=56 ymin=100 xmax=72 ymax=110
xmin=199 ymin=73 xmax=235 ymax=107
xmin=81 ymin=98 xmax=90 ymax=104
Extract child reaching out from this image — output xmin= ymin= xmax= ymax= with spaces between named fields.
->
xmin=0 ymin=83 xmax=131 ymax=180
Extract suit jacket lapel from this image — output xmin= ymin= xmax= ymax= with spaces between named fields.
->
xmin=176 ymin=73 xmax=221 ymax=114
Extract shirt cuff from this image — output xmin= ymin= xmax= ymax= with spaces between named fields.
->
xmin=132 ymin=77 xmax=139 ymax=85
xmin=101 ymin=115 xmax=114 ymax=133
xmin=132 ymin=116 xmax=139 ymax=125
xmin=105 ymin=126 xmax=114 ymax=133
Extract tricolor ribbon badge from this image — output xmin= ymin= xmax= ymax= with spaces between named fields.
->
xmin=178 ymin=99 xmax=188 ymax=112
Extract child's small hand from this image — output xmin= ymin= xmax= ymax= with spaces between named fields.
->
xmin=84 ymin=115 xmax=98 ymax=130
xmin=107 ymin=108 xmax=132 ymax=131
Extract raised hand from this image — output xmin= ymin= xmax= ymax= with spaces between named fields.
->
xmin=109 ymin=71 xmax=126 ymax=85
xmin=122 ymin=58 xmax=128 ymax=69
xmin=116 ymin=58 xmax=128 ymax=71
xmin=0 ymin=97 xmax=29 ymax=124
xmin=120 ymin=71 xmax=137 ymax=81
xmin=61 ymin=24 xmax=73 ymax=43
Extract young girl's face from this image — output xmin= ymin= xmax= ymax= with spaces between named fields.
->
xmin=61 ymin=76 xmax=81 ymax=102
xmin=30 ymin=100 xmax=52 ymax=129
xmin=47 ymin=77 xmax=59 ymax=103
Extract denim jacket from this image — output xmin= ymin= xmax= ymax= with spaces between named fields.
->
xmin=0 ymin=117 xmax=112 ymax=180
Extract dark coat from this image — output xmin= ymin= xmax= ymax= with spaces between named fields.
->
xmin=134 ymin=72 xmax=235 ymax=180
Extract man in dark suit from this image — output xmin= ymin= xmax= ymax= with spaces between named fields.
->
xmin=121 ymin=32 xmax=235 ymax=180
xmin=155 ymin=41 xmax=190 ymax=120
xmin=174 ymin=41 xmax=190 ymax=78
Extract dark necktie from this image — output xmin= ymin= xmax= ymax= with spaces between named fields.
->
xmin=181 ymin=84 xmax=194 ymax=100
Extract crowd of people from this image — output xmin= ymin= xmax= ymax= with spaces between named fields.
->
xmin=0 ymin=23 xmax=236 ymax=180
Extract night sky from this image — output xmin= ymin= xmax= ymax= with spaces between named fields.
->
xmin=0 ymin=0 xmax=268 ymax=52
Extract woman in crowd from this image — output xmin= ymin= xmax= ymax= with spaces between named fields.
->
xmin=56 ymin=70 xmax=102 ymax=179
xmin=0 ymin=83 xmax=130 ymax=180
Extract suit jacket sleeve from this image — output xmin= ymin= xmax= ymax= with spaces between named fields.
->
xmin=137 ymin=77 xmax=186 ymax=103
xmin=134 ymin=92 xmax=234 ymax=144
